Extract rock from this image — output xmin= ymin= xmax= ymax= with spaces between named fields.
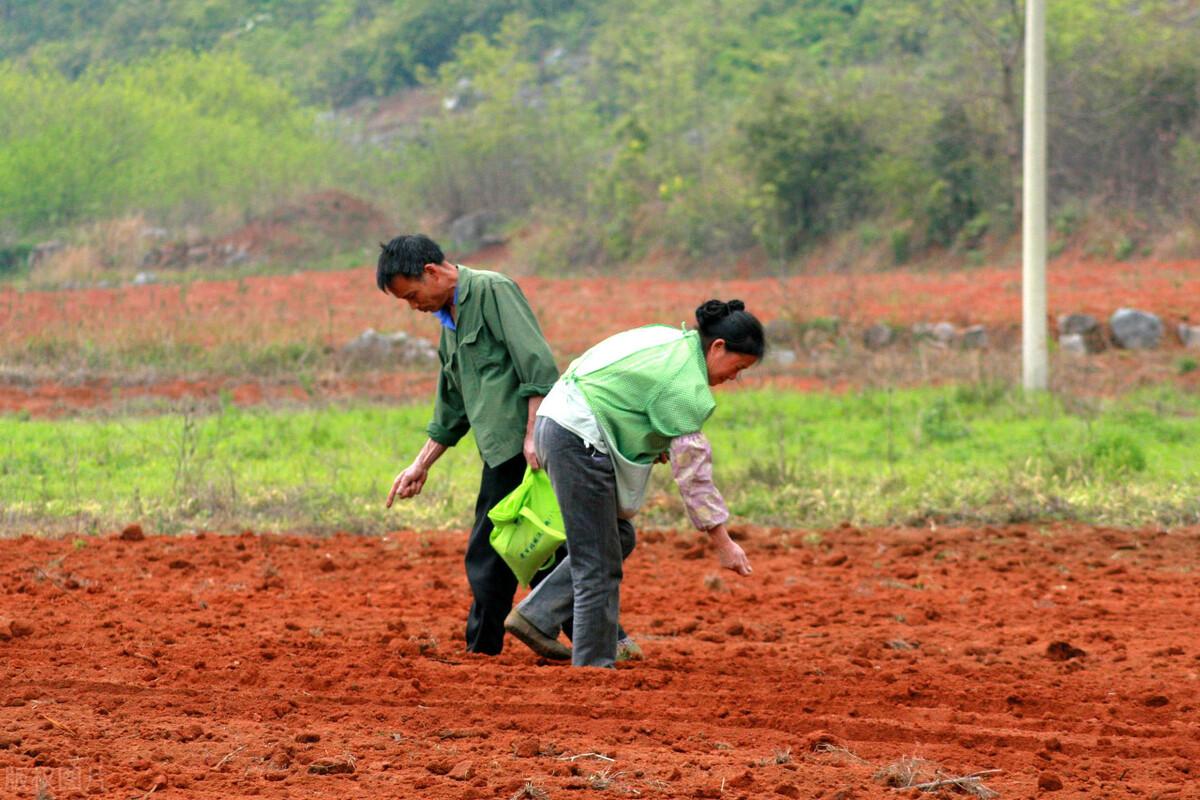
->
xmin=932 ymin=322 xmax=957 ymax=345
xmin=1178 ymin=323 xmax=1200 ymax=349
xmin=1110 ymin=308 xmax=1163 ymax=349
xmin=1037 ymin=771 xmax=1064 ymax=791
xmin=1057 ymin=313 xmax=1106 ymax=353
xmin=863 ymin=323 xmax=895 ymax=350
xmin=961 ymin=324 xmax=987 ymax=349
xmin=1057 ymin=313 xmax=1100 ymax=337
xmin=448 ymin=760 xmax=474 ymax=781
xmin=912 ymin=321 xmax=960 ymax=345
xmin=119 ymin=524 xmax=145 ymax=541
xmin=132 ymin=271 xmax=158 ymax=286
xmin=447 ymin=209 xmax=504 ymax=250
xmin=1059 ymin=333 xmax=1089 ymax=356
xmin=339 ymin=329 xmax=437 ymax=366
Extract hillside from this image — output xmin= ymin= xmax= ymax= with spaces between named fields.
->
xmin=2 ymin=1 xmax=1199 ymax=279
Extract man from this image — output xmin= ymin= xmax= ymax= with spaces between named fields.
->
xmin=378 ymin=234 xmax=562 ymax=655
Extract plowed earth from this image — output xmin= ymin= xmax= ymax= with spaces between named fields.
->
xmin=2 ymin=524 xmax=1197 ymax=799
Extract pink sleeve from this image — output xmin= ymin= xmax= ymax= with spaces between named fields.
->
xmin=669 ymin=432 xmax=730 ymax=531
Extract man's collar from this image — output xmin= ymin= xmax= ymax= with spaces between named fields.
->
xmin=453 ymin=264 xmax=472 ymax=303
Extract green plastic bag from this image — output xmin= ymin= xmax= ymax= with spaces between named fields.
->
xmin=488 ymin=467 xmax=566 ymax=587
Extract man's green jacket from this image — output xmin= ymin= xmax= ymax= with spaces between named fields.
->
xmin=427 ymin=266 xmax=559 ymax=467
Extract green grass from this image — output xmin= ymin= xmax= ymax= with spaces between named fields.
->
xmin=3 ymin=386 xmax=1199 ymax=536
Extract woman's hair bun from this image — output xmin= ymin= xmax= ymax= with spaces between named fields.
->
xmin=696 ymin=299 xmax=738 ymax=326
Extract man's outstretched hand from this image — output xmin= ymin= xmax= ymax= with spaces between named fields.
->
xmin=386 ymin=465 xmax=428 ymax=507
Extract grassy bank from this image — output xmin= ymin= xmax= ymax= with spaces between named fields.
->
xmin=3 ymin=386 xmax=1199 ymax=537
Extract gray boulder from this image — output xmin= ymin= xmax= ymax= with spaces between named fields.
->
xmin=1056 ymin=313 xmax=1105 ymax=353
xmin=1178 ymin=323 xmax=1200 ymax=349
xmin=1059 ymin=334 xmax=1089 ymax=356
xmin=932 ymin=322 xmax=958 ymax=345
xmin=340 ymin=329 xmax=437 ymax=365
xmin=863 ymin=323 xmax=895 ymax=350
xmin=1057 ymin=313 xmax=1099 ymax=336
xmin=1109 ymin=308 xmax=1163 ymax=350
xmin=961 ymin=325 xmax=988 ymax=349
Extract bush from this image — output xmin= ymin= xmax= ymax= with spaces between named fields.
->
xmin=741 ymin=88 xmax=878 ymax=257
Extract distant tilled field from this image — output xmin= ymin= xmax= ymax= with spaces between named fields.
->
xmin=2 ymin=259 xmax=1199 ymax=416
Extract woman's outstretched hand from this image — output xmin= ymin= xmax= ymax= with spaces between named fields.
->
xmin=707 ymin=524 xmax=752 ymax=576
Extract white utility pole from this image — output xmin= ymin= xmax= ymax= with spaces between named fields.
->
xmin=1022 ymin=0 xmax=1048 ymax=390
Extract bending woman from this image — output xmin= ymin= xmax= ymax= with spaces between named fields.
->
xmin=504 ymin=299 xmax=764 ymax=667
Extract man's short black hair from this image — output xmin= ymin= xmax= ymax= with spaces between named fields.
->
xmin=376 ymin=234 xmax=445 ymax=292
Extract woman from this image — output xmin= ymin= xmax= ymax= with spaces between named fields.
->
xmin=503 ymin=299 xmax=764 ymax=667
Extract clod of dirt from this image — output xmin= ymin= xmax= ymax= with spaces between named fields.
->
xmin=1046 ymin=641 xmax=1086 ymax=661
xmin=119 ymin=524 xmax=146 ymax=541
xmin=727 ymin=770 xmax=756 ymax=788
xmin=168 ymin=559 xmax=193 ymax=570
xmin=1038 ymin=771 xmax=1064 ymax=791
xmin=0 ymin=735 xmax=22 ymax=749
xmin=295 ymin=732 xmax=321 ymax=743
xmin=802 ymin=730 xmax=843 ymax=752
xmin=319 ymin=557 xmax=337 ymax=573
xmin=1143 ymin=694 xmax=1170 ymax=707
xmin=133 ymin=773 xmax=167 ymax=791
xmin=0 ymin=618 xmax=33 ymax=641
xmin=308 ymin=757 xmax=355 ymax=775
xmin=448 ymin=760 xmax=475 ymax=781
xmin=825 ymin=553 xmax=849 ymax=567
xmin=511 ymin=736 xmax=541 ymax=758
xmin=426 ymin=759 xmax=453 ymax=775
xmin=177 ymin=723 xmax=204 ymax=742
xmin=726 ymin=623 xmax=746 ymax=637
xmin=774 ymin=782 xmax=800 ymax=798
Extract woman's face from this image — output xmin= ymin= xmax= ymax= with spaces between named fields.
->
xmin=704 ymin=339 xmax=760 ymax=386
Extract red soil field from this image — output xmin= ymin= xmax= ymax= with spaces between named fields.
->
xmin=3 ymin=524 xmax=1196 ymax=799
xmin=4 ymin=259 xmax=1199 ymax=360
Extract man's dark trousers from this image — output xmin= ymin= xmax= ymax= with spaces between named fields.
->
xmin=463 ymin=452 xmax=558 ymax=654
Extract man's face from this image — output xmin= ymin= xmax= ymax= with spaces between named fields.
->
xmin=386 ymin=265 xmax=454 ymax=313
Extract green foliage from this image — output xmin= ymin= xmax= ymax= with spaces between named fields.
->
xmin=4 ymin=0 xmax=1200 ymax=263
xmin=742 ymin=88 xmax=878 ymax=256
xmin=0 ymin=52 xmax=341 ymax=235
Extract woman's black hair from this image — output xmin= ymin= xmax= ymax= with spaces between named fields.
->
xmin=695 ymin=299 xmax=765 ymax=358
xmin=376 ymin=234 xmax=445 ymax=292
